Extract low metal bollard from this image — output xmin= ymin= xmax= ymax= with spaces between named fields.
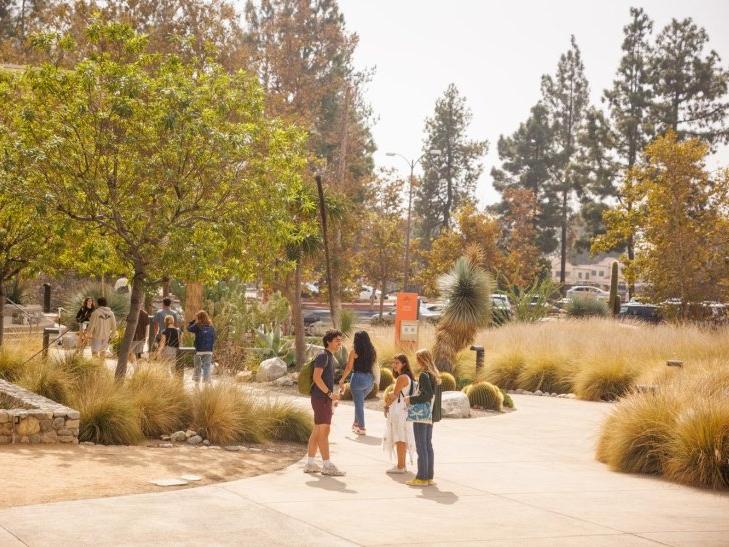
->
xmin=43 ymin=283 xmax=52 ymax=313
xmin=470 ymin=345 xmax=485 ymax=369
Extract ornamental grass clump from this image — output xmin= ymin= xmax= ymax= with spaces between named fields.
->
xmin=0 ymin=348 xmax=26 ymax=382
xmin=72 ymin=373 xmax=143 ymax=445
xmin=191 ymin=382 xmax=267 ymax=445
xmin=54 ymin=352 xmax=105 ymax=386
xmin=463 ymin=381 xmax=504 ymax=412
xmin=573 ymin=356 xmax=640 ymax=401
xmin=516 ymin=353 xmax=573 ymax=394
xmin=18 ymin=359 xmax=73 ymax=405
xmin=262 ymin=401 xmax=314 ymax=443
xmin=127 ymin=365 xmax=190 ymax=438
xmin=482 ymin=351 xmax=526 ymax=390
xmin=566 ymin=296 xmax=608 ymax=318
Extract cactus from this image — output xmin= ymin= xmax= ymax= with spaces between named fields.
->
xmin=379 ymin=367 xmax=394 ymax=390
xmin=609 ymin=261 xmax=620 ymax=316
xmin=340 ymin=381 xmax=378 ymax=401
xmin=439 ymin=372 xmax=457 ymax=392
xmin=500 ymin=387 xmax=515 ymax=409
xmin=464 ymin=381 xmax=504 ymax=412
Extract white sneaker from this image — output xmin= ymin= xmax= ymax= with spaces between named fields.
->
xmin=386 ymin=466 xmax=407 ymax=474
xmin=303 ymin=462 xmax=321 ymax=474
xmin=321 ymin=463 xmax=346 ymax=477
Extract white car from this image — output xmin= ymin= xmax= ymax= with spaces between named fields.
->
xmin=566 ymin=286 xmax=610 ymax=300
xmin=359 ymin=285 xmax=382 ymax=301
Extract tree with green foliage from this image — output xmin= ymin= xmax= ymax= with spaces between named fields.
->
xmin=9 ymin=22 xmax=305 ymax=378
xmin=415 ymin=83 xmax=487 ymax=244
xmin=491 ymin=102 xmax=559 ymax=255
xmin=540 ymin=35 xmax=590 ymax=289
xmin=650 ymin=17 xmax=729 ymax=145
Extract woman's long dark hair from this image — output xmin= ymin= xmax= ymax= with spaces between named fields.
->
xmin=393 ymin=353 xmax=414 ymax=380
xmin=352 ymin=330 xmax=376 ymax=372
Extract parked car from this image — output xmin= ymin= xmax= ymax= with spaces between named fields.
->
xmin=419 ymin=301 xmax=443 ymax=322
xmin=369 ymin=310 xmax=396 ymax=326
xmin=566 ymin=285 xmax=610 ymax=300
xmin=619 ymin=303 xmax=662 ymax=324
xmin=358 ymin=285 xmax=382 ymax=301
xmin=491 ymin=294 xmax=512 ymax=325
xmin=303 ymin=309 xmax=330 ymax=327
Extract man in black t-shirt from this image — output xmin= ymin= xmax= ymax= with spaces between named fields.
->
xmin=304 ymin=329 xmax=346 ymax=476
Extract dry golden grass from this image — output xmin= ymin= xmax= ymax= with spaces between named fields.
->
xmin=127 ymin=365 xmax=191 ymax=438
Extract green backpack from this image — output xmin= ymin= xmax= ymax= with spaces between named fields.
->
xmin=297 ymin=357 xmax=317 ymax=395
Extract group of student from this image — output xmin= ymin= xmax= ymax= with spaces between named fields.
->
xmin=305 ymin=329 xmax=442 ymax=486
xmin=75 ymin=296 xmax=217 ymax=384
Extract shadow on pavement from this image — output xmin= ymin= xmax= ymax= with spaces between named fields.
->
xmin=417 ymin=486 xmax=459 ymax=505
xmin=305 ymin=477 xmax=358 ymax=494
xmin=346 ymin=434 xmax=381 ymax=446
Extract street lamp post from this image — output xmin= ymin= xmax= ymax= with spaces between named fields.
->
xmin=386 ymin=150 xmax=440 ymax=291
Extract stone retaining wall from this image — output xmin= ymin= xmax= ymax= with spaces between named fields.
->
xmin=0 ymin=379 xmax=80 ymax=445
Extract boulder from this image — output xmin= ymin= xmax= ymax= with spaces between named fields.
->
xmin=187 ymin=435 xmax=203 ymax=445
xmin=256 ymin=357 xmax=287 ymax=382
xmin=440 ymin=391 xmax=471 ymax=419
xmin=170 ymin=431 xmax=187 ymax=442
xmin=274 ymin=375 xmax=295 ymax=387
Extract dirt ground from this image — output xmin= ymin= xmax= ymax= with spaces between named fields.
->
xmin=0 ymin=441 xmax=305 ymax=508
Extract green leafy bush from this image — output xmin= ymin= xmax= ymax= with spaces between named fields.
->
xmin=463 ymin=381 xmax=504 ymax=411
xmin=566 ymin=296 xmax=608 ymax=318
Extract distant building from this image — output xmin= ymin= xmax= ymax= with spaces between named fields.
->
xmin=549 ymin=255 xmax=627 ymax=293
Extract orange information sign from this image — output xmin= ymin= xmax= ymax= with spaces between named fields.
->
xmin=395 ymin=292 xmax=419 ymax=346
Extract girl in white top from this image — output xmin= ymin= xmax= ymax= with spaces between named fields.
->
xmin=383 ymin=353 xmax=417 ymax=474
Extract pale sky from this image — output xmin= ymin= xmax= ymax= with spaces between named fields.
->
xmin=338 ymin=0 xmax=729 ymax=205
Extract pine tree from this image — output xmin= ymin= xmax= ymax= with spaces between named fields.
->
xmin=415 ymin=83 xmax=487 ymax=244
xmin=491 ymin=102 xmax=560 ymax=255
xmin=540 ymin=35 xmax=590 ymax=288
xmin=650 ymin=17 xmax=729 ymax=145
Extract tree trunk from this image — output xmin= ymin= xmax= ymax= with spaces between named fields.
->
xmin=315 ymin=174 xmax=338 ymax=329
xmin=162 ymin=276 xmax=170 ymax=297
xmin=559 ymin=188 xmax=568 ymax=293
xmin=627 ymin=234 xmax=635 ymax=299
xmin=0 ymin=282 xmax=5 ymax=347
xmin=379 ymin=278 xmax=386 ymax=318
xmin=184 ymin=281 xmax=203 ymax=323
xmin=293 ymin=261 xmax=306 ymax=369
xmin=115 ymin=270 xmax=144 ymax=381
xmin=330 ymin=228 xmax=343 ymax=328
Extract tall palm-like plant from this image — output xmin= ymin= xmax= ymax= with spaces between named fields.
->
xmin=433 ymin=256 xmax=494 ymax=373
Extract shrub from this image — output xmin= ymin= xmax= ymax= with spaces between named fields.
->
xmin=18 ymin=360 xmax=73 ymax=405
xmin=500 ymin=388 xmax=515 ymax=409
xmin=464 ymin=381 xmax=504 ymax=412
xmin=664 ymin=398 xmax=729 ymax=489
xmin=439 ymin=372 xmax=457 ymax=392
xmin=379 ymin=367 xmax=394 ymax=390
xmin=0 ymin=349 xmax=26 ymax=382
xmin=566 ymin=296 xmax=608 ymax=318
xmin=62 ymin=283 xmax=130 ymax=328
xmin=262 ymin=401 xmax=313 ymax=443
xmin=482 ymin=351 xmax=525 ymax=390
xmin=127 ymin=365 xmax=190 ymax=437
xmin=596 ymin=390 xmax=680 ymax=474
xmin=190 ymin=382 xmax=266 ymax=444
xmin=72 ymin=374 xmax=143 ymax=445
xmin=573 ymin=359 xmax=639 ymax=401
xmin=517 ymin=354 xmax=573 ymax=394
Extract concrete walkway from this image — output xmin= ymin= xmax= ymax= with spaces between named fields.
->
xmin=1 ymin=394 xmax=728 ymax=546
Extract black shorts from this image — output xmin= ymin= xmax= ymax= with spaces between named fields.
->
xmin=311 ymin=396 xmax=333 ymax=425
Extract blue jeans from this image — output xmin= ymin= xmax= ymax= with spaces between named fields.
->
xmin=413 ymin=422 xmax=434 ymax=480
xmin=350 ymin=372 xmax=373 ymax=428
xmin=193 ymin=353 xmax=213 ymax=383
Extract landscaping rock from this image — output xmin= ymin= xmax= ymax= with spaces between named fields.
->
xmin=223 ymin=445 xmax=242 ymax=452
xmin=441 ymin=391 xmax=471 ymax=418
xmin=534 ymin=390 xmax=543 ymax=396
xmin=150 ymin=478 xmax=188 ymax=487
xmin=187 ymin=435 xmax=203 ymax=445
xmin=0 ymin=411 xmax=9 ymax=423
xmin=158 ymin=443 xmax=174 ymax=448
xmin=274 ymin=375 xmax=295 ymax=387
xmin=256 ymin=357 xmax=287 ymax=382
xmin=184 ymin=429 xmax=197 ymax=439
xmin=160 ymin=435 xmax=171 ymax=441
xmin=565 ymin=394 xmax=577 ymax=399
xmin=170 ymin=431 xmax=187 ymax=442
xmin=81 ymin=441 xmax=95 ymax=446
xmin=203 ymin=440 xmax=211 ymax=446
xmin=17 ymin=417 xmax=40 ymax=436
xmin=236 ymin=370 xmax=253 ymax=382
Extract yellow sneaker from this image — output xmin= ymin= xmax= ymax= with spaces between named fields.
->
xmin=406 ymin=478 xmax=430 ymax=487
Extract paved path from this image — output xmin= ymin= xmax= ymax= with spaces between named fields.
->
xmin=1 ymin=394 xmax=728 ymax=546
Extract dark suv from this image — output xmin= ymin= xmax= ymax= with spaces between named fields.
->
xmin=619 ymin=303 xmax=662 ymax=324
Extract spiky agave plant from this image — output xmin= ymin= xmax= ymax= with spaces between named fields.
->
xmin=432 ymin=256 xmax=493 ymax=373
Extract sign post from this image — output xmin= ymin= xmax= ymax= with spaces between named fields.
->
xmin=395 ymin=292 xmax=419 ymax=348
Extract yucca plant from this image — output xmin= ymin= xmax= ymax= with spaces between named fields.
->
xmin=433 ymin=256 xmax=493 ymax=373
xmin=61 ymin=283 xmax=130 ymax=329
